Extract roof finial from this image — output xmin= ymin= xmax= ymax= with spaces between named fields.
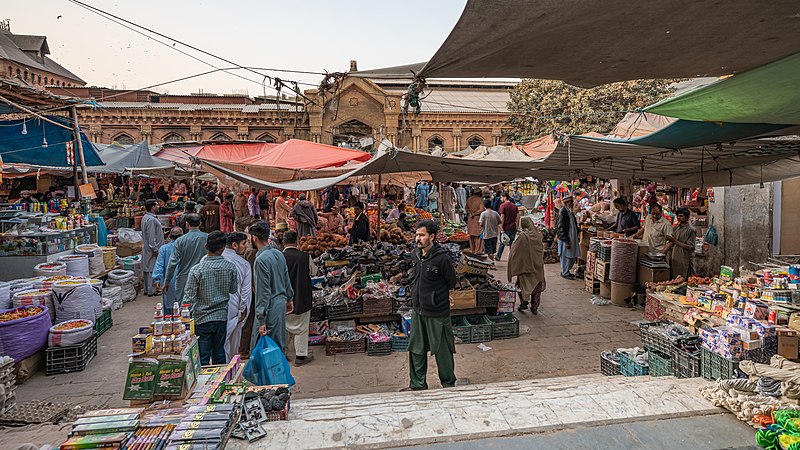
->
xmin=349 ymin=60 xmax=358 ymax=72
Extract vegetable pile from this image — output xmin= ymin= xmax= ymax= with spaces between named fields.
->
xmin=52 ymin=319 xmax=92 ymax=331
xmin=0 ymin=305 xmax=44 ymax=322
xmin=298 ymin=233 xmax=349 ymax=258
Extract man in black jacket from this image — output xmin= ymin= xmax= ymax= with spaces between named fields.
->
xmin=406 ymin=220 xmax=459 ymax=390
xmin=348 ymin=202 xmax=371 ymax=244
xmin=556 ymin=195 xmax=580 ymax=280
xmin=282 ymin=230 xmax=317 ymax=366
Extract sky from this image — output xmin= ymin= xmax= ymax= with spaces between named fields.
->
xmin=3 ymin=0 xmax=467 ymax=95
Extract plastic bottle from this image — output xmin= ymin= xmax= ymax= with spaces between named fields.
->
xmin=181 ymin=303 xmax=191 ymax=330
xmin=173 ymin=302 xmax=180 ymax=318
xmin=153 ymin=315 xmax=164 ymax=337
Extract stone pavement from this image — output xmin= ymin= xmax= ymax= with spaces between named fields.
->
xmin=228 ymin=374 xmax=728 ymax=449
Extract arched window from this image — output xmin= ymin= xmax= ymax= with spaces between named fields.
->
xmin=256 ymin=132 xmax=276 ymax=143
xmin=15 ymin=68 xmax=20 ymax=78
xmin=112 ymin=133 xmax=135 ymax=145
xmin=210 ymin=132 xmax=231 ymax=141
xmin=37 ymin=75 xmax=41 ymax=85
xmin=467 ymin=136 xmax=484 ymax=149
xmin=23 ymin=70 xmax=27 ymax=81
xmin=162 ymin=132 xmax=184 ymax=144
xmin=428 ymin=136 xmax=444 ymax=152
xmin=56 ymin=80 xmax=60 ymax=86
xmin=43 ymin=77 xmax=48 ymax=85
xmin=7 ymin=66 xmax=11 ymax=77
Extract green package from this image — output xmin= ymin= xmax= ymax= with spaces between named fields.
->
xmin=154 ymin=357 xmax=188 ymax=397
xmin=123 ymin=360 xmax=158 ymax=401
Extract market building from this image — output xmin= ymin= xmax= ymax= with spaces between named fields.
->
xmin=0 ymin=20 xmax=85 ymax=89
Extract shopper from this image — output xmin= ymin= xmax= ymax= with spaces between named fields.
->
xmin=282 ymin=230 xmax=317 ymax=366
xmin=235 ymin=217 xmax=260 ymax=358
xmin=234 ymin=190 xmax=248 ymax=219
xmin=155 ymin=185 xmax=170 ymax=203
xmin=221 ymin=232 xmax=252 ymax=361
xmin=479 ymin=199 xmax=501 ymax=261
xmin=508 ymin=217 xmax=546 ymax=314
xmin=291 ymin=194 xmax=318 ymax=237
xmin=466 ymin=188 xmax=485 ymax=254
xmin=258 ymin=191 xmax=270 ymax=222
xmin=165 ymin=213 xmax=209 ymax=303
xmin=248 ymin=188 xmax=261 ymax=218
xmin=666 ymin=207 xmax=696 ymax=279
xmin=608 ymin=197 xmax=640 ymax=236
xmin=249 ymin=221 xmax=294 ymax=353
xmin=441 ymin=183 xmax=458 ymax=223
xmin=348 ymin=202 xmax=370 ymax=244
xmin=175 ymin=201 xmax=195 ymax=233
xmin=275 ymin=191 xmax=292 ymax=225
xmin=153 ymin=227 xmax=183 ymax=315
xmin=415 ymin=181 xmax=429 ymax=210
xmin=556 ymin=195 xmax=580 ymax=279
xmin=427 ymin=183 xmax=439 ymax=212
xmin=220 ymin=195 xmax=234 ymax=233
xmin=634 ymin=204 xmax=672 ymax=253
xmin=141 ymin=199 xmax=165 ymax=297
xmin=195 ymin=197 xmax=206 ymax=214
xmin=496 ymin=192 xmax=519 ymax=261
xmin=200 ymin=198 xmax=221 ymax=233
xmin=183 ymin=231 xmax=239 ymax=365
xmin=405 ymin=220 xmax=459 ymax=390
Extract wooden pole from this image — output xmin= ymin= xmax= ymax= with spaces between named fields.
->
xmin=70 ymin=107 xmax=88 ymax=185
xmin=376 ymin=174 xmax=382 ymax=242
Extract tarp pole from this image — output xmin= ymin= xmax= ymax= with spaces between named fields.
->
xmin=71 ymin=107 xmax=88 ymax=185
xmin=376 ymin=174 xmax=382 ymax=242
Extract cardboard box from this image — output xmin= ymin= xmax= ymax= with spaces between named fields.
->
xmin=778 ymin=328 xmax=799 ymax=360
xmin=788 ymin=313 xmax=800 ymax=332
xmin=637 ymin=265 xmax=671 ymax=285
xmin=742 ymin=339 xmax=762 ymax=350
xmin=132 ymin=334 xmax=153 ymax=353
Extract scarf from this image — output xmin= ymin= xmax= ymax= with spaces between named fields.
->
xmin=507 ymin=217 xmax=545 ymax=298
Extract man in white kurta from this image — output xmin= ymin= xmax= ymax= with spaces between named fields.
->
xmin=141 ymin=200 xmax=164 ymax=296
xmin=221 ymin=232 xmax=252 ymax=361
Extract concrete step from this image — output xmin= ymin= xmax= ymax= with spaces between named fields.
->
xmin=229 ymin=374 xmax=721 ymax=449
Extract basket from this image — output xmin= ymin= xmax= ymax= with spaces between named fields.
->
xmin=310 ymin=305 xmax=327 ymax=322
xmin=600 ymin=351 xmax=621 ymax=376
xmin=391 ymin=334 xmax=410 ymax=352
xmin=101 ymin=247 xmax=116 ymax=270
xmin=45 ymin=333 xmax=97 ymax=375
xmin=362 ymin=296 xmax=392 ymax=317
xmin=463 ymin=315 xmax=492 ymax=343
xmin=325 ymin=301 xmax=362 ymax=320
xmin=619 ymin=351 xmax=649 ymax=377
xmin=488 ymin=315 xmax=519 ymax=340
xmin=451 ymin=317 xmax=470 ymax=344
xmin=265 ymin=400 xmax=290 ymax=422
xmin=701 ymin=348 xmax=740 ymax=381
xmin=325 ymin=338 xmax=366 ymax=356
xmin=476 ymin=288 xmax=500 ymax=308
xmin=647 ymin=350 xmax=672 ymax=377
xmin=94 ymin=308 xmax=113 ymax=337
xmin=672 ymin=344 xmax=701 ymax=378
xmin=367 ymin=338 xmax=392 ymax=356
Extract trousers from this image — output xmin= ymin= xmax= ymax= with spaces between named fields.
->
xmin=197 ymin=320 xmax=227 ymax=365
xmin=408 ymin=311 xmax=457 ymax=390
xmin=496 ymin=229 xmax=517 ymax=259
xmin=558 ymin=240 xmax=576 ymax=276
xmin=143 ymin=271 xmax=155 ymax=296
xmin=286 ymin=310 xmax=311 ymax=357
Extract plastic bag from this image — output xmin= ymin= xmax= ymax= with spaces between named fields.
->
xmin=243 ymin=335 xmax=295 ymax=387
xmin=704 ymin=225 xmax=718 ymax=246
xmin=118 ymin=228 xmax=142 ymax=244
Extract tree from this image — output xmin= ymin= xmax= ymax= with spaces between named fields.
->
xmin=506 ymin=79 xmax=677 ymax=142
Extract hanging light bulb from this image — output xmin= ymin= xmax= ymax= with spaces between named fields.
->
xmin=41 ymin=136 xmax=48 ymax=148
xmin=21 ymin=120 xmax=27 ymax=135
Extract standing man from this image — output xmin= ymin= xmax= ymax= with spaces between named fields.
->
xmin=222 ymin=232 xmax=252 ymax=361
xmin=249 ymin=222 xmax=294 ymax=353
xmin=608 ymin=197 xmax=640 ymax=236
xmin=234 ymin=190 xmax=248 ymax=220
xmin=175 ymin=201 xmax=195 ymax=233
xmin=465 ymin=188 xmax=485 ymax=254
xmin=291 ymin=194 xmax=318 ymax=238
xmin=666 ymin=207 xmax=696 ymax=279
xmin=496 ymin=192 xmax=519 ymax=261
xmin=634 ymin=204 xmax=673 ymax=254
xmin=275 ymin=191 xmax=292 ymax=225
xmin=164 ymin=213 xmax=208 ymax=304
xmin=183 ymin=231 xmax=239 ymax=365
xmin=153 ymin=227 xmax=183 ymax=315
xmin=348 ymin=202 xmax=370 ymax=244
xmin=556 ymin=196 xmax=580 ymax=280
xmin=455 ymin=184 xmax=467 ymax=214
xmin=406 ymin=220 xmax=459 ymax=390
xmin=219 ymin=195 xmax=234 ymax=233
xmin=479 ymin=199 xmax=501 ymax=261
xmin=200 ymin=197 xmax=221 ymax=233
xmin=441 ymin=183 xmax=458 ymax=223
xmin=282 ymin=230 xmax=317 ymax=366
xmin=141 ymin=199 xmax=164 ymax=297
xmin=248 ymin=188 xmax=261 ymax=218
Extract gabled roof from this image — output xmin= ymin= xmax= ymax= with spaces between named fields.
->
xmin=0 ymin=31 xmax=84 ymax=84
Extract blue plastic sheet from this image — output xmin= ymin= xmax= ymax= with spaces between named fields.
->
xmin=243 ymin=335 xmax=295 ymax=387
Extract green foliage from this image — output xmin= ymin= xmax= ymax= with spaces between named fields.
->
xmin=506 ymin=79 xmax=677 ymax=141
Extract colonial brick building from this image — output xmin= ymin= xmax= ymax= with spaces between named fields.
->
xmin=0 ymin=20 xmax=85 ymax=89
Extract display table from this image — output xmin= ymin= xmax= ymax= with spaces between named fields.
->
xmin=0 ymin=224 xmax=98 ymax=281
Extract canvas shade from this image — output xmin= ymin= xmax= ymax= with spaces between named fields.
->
xmin=415 ymin=0 xmax=800 ymax=87
xmin=153 ymin=142 xmax=276 ymax=166
xmin=93 ymin=140 xmax=175 ymax=176
xmin=645 ymin=52 xmax=800 ymax=125
xmin=0 ymin=117 xmax=102 ymax=166
xmin=235 ymin=139 xmax=371 ymax=169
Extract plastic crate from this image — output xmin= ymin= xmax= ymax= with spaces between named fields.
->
xmin=310 ymin=305 xmax=327 ymax=322
xmin=46 ymin=333 xmax=97 ymax=375
xmin=463 ymin=315 xmax=493 ymax=343
xmin=672 ymin=345 xmax=701 ymax=378
xmin=265 ymin=400 xmax=290 ymax=422
xmin=640 ymin=322 xmax=692 ymax=355
xmin=451 ymin=317 xmax=470 ymax=344
xmin=391 ymin=334 xmax=410 ymax=352
xmin=367 ymin=339 xmax=393 ymax=356
xmin=325 ymin=338 xmax=366 ymax=356
xmin=600 ymin=351 xmax=621 ymax=376
xmin=476 ymin=288 xmax=500 ymax=308
xmin=488 ymin=315 xmax=519 ymax=340
xmin=94 ymin=308 xmax=113 ymax=337
xmin=392 ymin=297 xmax=412 ymax=315
xmin=701 ymin=348 xmax=740 ymax=381
xmin=647 ymin=350 xmax=672 ymax=377
xmin=362 ymin=296 xmax=392 ymax=317
xmin=325 ymin=301 xmax=362 ymax=320
xmin=619 ymin=351 xmax=649 ymax=377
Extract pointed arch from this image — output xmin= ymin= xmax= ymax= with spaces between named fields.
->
xmin=256 ymin=132 xmax=277 ymax=143
xmin=467 ymin=135 xmax=484 ymax=149
xmin=112 ymin=133 xmax=135 ymax=146
xmin=210 ymin=132 xmax=232 ymax=141
xmin=162 ymin=132 xmax=184 ymax=143
xmin=428 ymin=135 xmax=445 ymax=152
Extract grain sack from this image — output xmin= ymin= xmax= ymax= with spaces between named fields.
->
xmin=76 ymin=244 xmax=105 ymax=276
xmin=41 ymin=275 xmax=74 ymax=289
xmin=0 ymin=305 xmax=51 ymax=361
xmin=0 ymin=282 xmax=10 ymax=310
xmin=107 ymin=269 xmax=136 ymax=303
xmin=60 ymin=254 xmax=90 ymax=278
xmin=12 ymin=289 xmax=55 ymax=322
xmin=48 ymin=319 xmax=93 ymax=347
xmin=102 ymin=285 xmax=123 ymax=310
xmin=101 ymin=246 xmax=116 ymax=270
xmin=52 ymin=278 xmax=102 ymax=323
xmin=33 ymin=262 xmax=67 ymax=278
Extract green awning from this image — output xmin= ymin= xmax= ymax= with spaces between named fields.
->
xmin=645 ymin=52 xmax=800 ymax=125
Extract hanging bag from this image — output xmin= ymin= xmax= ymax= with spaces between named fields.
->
xmin=243 ymin=335 xmax=296 ymax=387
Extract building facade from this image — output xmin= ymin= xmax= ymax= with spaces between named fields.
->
xmin=0 ymin=20 xmax=85 ymax=89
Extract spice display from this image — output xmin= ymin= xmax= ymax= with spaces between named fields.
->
xmin=0 ymin=305 xmax=44 ymax=322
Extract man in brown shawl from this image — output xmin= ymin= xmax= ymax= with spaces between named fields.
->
xmin=291 ymin=193 xmax=318 ymax=237
xmin=465 ymin=189 xmax=485 ymax=254
xmin=507 ymin=217 xmax=546 ymax=314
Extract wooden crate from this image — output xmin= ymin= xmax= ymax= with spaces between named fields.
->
xmin=594 ymin=259 xmax=609 ymax=282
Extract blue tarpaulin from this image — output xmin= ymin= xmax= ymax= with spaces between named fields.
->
xmin=0 ymin=116 xmax=103 ymax=166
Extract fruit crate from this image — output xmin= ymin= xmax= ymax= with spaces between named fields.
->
xmin=672 ymin=344 xmax=701 ymax=378
xmin=265 ymin=400 xmax=290 ymax=422
xmin=391 ymin=334 xmax=410 ymax=352
xmin=325 ymin=301 xmax=363 ymax=320
xmin=46 ymin=333 xmax=97 ymax=375
xmin=600 ymin=351 xmax=621 ymax=376
xmin=476 ymin=288 xmax=500 ymax=308
xmin=94 ymin=308 xmax=113 ymax=337
xmin=647 ymin=350 xmax=672 ymax=377
xmin=325 ymin=338 xmax=366 ymax=356
xmin=488 ymin=315 xmax=519 ymax=340
xmin=451 ymin=317 xmax=471 ymax=344
xmin=367 ymin=338 xmax=392 ymax=356
xmin=701 ymin=348 xmax=740 ymax=381
xmin=463 ymin=315 xmax=493 ymax=343
xmin=619 ymin=351 xmax=649 ymax=377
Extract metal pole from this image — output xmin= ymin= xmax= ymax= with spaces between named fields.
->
xmin=71 ymin=107 xmax=88 ymax=185
xmin=376 ymin=174 xmax=382 ymax=242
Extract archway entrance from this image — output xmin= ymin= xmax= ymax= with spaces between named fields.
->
xmin=333 ymin=119 xmax=373 ymax=151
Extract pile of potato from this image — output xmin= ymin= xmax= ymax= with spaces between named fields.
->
xmin=371 ymin=224 xmax=408 ymax=245
xmin=298 ymin=233 xmax=350 ymax=257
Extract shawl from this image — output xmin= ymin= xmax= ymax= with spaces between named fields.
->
xmin=507 ymin=217 xmax=545 ymax=298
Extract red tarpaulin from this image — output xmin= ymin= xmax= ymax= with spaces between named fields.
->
xmin=236 ymin=139 xmax=371 ymax=169
xmin=154 ymin=142 xmax=277 ymax=166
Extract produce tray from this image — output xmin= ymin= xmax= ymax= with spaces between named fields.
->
xmin=391 ymin=335 xmax=410 ymax=352
xmin=367 ymin=339 xmax=392 ymax=356
xmin=325 ymin=338 xmax=366 ymax=356
xmin=600 ymin=351 xmax=621 ymax=376
xmin=463 ymin=315 xmax=492 ymax=343
xmin=488 ymin=315 xmax=519 ymax=340
xmin=325 ymin=301 xmax=363 ymax=320
xmin=647 ymin=350 xmax=672 ymax=377
xmin=451 ymin=317 xmax=470 ymax=344
xmin=45 ymin=333 xmax=97 ymax=375
xmin=619 ymin=351 xmax=649 ymax=377
xmin=94 ymin=308 xmax=113 ymax=337
xmin=476 ymin=288 xmax=500 ymax=308
xmin=701 ymin=348 xmax=740 ymax=381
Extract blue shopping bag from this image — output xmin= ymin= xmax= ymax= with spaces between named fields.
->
xmin=243 ymin=335 xmax=296 ymax=386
